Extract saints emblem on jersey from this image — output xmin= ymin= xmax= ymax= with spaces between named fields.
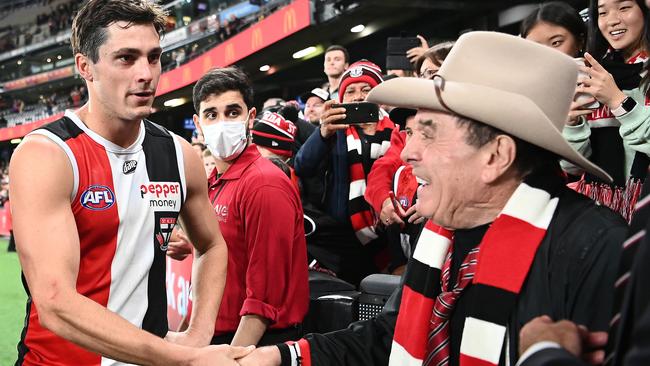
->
xmin=154 ymin=212 xmax=178 ymax=251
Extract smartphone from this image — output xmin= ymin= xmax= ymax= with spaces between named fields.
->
xmin=574 ymin=58 xmax=600 ymax=109
xmin=386 ymin=36 xmax=421 ymax=70
xmin=331 ymin=102 xmax=380 ymax=124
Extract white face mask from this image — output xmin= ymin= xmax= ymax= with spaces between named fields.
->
xmin=202 ymin=120 xmax=248 ymax=161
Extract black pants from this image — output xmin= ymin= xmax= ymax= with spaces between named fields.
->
xmin=210 ymin=324 xmax=302 ymax=346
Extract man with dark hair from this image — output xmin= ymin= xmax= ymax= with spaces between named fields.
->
xmin=10 ymin=1 xmax=249 ymax=365
xmin=238 ymin=31 xmax=626 ymax=366
xmin=323 ymin=45 xmax=349 ymax=101
xmin=192 ymin=67 xmax=309 ymax=347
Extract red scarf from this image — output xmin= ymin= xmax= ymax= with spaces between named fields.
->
xmin=346 ymin=115 xmax=395 ymax=244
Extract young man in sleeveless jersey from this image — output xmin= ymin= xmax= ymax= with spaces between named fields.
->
xmin=10 ymin=1 xmax=251 ymax=365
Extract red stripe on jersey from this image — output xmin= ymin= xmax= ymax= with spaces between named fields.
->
xmin=23 ymin=133 xmax=120 ymax=365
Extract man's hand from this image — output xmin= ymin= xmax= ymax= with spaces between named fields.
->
xmin=404 ymin=205 xmax=425 ymax=224
xmin=319 ymin=100 xmax=349 ymax=139
xmin=380 ymin=197 xmax=405 ymax=227
xmin=166 ymin=227 xmax=193 ymax=261
xmin=237 ymin=346 xmax=282 ymax=366
xmin=189 ymin=344 xmax=255 ymax=366
xmin=519 ymin=316 xmax=608 ymax=365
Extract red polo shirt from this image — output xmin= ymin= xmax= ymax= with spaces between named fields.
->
xmin=208 ymin=144 xmax=309 ymax=334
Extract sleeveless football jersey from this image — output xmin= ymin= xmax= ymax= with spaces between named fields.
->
xmin=16 ymin=110 xmax=186 ymax=366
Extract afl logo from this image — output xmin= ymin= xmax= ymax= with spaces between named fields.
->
xmin=80 ymin=185 xmax=115 ymax=211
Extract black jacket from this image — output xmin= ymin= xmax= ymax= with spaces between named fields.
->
xmin=280 ymin=187 xmax=627 ymax=366
xmin=520 ymin=198 xmax=650 ymax=366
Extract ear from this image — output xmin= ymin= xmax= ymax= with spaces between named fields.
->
xmin=248 ymin=107 xmax=257 ymax=130
xmin=192 ymin=114 xmax=203 ymax=135
xmin=75 ymin=53 xmax=93 ymax=82
xmin=480 ymin=135 xmax=517 ymax=184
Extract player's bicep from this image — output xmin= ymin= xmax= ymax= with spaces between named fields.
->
xmin=176 ymin=137 xmax=222 ymax=254
xmin=10 ymin=136 xmax=80 ymax=302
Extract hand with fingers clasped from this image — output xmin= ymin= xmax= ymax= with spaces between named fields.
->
xmin=381 ymin=197 xmax=426 ymax=227
xmin=319 ymin=100 xmax=349 ymax=139
xmin=188 ymin=344 xmax=255 ymax=366
xmin=236 ymin=346 xmax=282 ymax=366
xmin=576 ymin=53 xmax=629 ymax=110
xmin=519 ymin=315 xmax=608 ymax=365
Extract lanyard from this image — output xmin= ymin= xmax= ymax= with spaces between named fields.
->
xmin=210 ymin=180 xmax=229 ymax=207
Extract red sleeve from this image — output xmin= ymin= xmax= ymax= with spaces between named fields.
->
xmin=239 ymin=182 xmax=301 ymax=323
xmin=364 ymin=128 xmax=406 ymax=213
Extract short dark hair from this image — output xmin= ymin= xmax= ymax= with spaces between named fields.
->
xmin=325 ymin=45 xmax=350 ymax=64
xmin=454 ymin=115 xmax=560 ymax=176
xmin=71 ymin=0 xmax=167 ymax=63
xmin=521 ymin=1 xmax=586 ymax=57
xmin=415 ymin=41 xmax=454 ymax=75
xmin=193 ymin=67 xmax=254 ymax=112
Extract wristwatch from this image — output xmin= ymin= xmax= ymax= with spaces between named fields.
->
xmin=611 ymin=97 xmax=637 ymax=117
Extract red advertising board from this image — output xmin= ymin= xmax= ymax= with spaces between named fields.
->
xmin=166 ymin=254 xmax=194 ymax=331
xmin=4 ymin=66 xmax=75 ymax=91
xmin=156 ymin=0 xmax=311 ymax=96
xmin=0 ymin=112 xmax=64 ymax=141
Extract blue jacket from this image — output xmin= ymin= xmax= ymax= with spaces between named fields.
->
xmin=294 ymin=128 xmax=349 ymax=223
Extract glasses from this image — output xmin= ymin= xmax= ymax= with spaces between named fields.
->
xmin=419 ymin=68 xmax=437 ymax=80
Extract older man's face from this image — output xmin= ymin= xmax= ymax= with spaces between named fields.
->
xmin=400 ymin=110 xmax=485 ymax=228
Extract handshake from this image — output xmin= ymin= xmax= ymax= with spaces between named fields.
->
xmin=165 ymin=331 xmax=282 ymax=366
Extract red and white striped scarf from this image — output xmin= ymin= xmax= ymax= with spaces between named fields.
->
xmin=390 ymin=174 xmax=561 ymax=366
xmin=346 ymin=114 xmax=395 ymax=244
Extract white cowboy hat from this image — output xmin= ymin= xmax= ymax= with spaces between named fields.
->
xmin=367 ymin=31 xmax=611 ymax=182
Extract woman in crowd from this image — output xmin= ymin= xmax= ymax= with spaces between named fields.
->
xmin=521 ymin=1 xmax=586 ymax=57
xmin=525 ymin=1 xmax=650 ymax=222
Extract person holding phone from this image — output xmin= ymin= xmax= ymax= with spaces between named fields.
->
xmin=294 ymin=60 xmax=397 ymax=285
xmin=560 ymin=0 xmax=650 ymax=222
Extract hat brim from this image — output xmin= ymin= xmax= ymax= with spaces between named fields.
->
xmin=367 ymin=77 xmax=612 ymax=183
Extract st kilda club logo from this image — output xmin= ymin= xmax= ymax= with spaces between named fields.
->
xmin=154 ymin=212 xmax=177 ymax=251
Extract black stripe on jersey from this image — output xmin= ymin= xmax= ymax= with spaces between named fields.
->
xmin=40 ymin=117 xmax=84 ymax=141
xmin=141 ymin=119 xmax=184 ymax=338
xmin=403 ymin=257 xmax=441 ymax=299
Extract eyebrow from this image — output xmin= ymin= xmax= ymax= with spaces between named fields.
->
xmin=111 ymin=47 xmax=163 ymax=56
xmin=417 ymin=119 xmax=437 ymax=133
xmin=599 ymin=0 xmax=628 ymax=8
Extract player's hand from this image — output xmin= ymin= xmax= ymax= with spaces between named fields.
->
xmin=237 ymin=346 xmax=282 ymax=366
xmin=188 ymin=344 xmax=255 ymax=366
xmin=166 ymin=227 xmax=193 ymax=261
xmin=165 ymin=329 xmax=211 ymax=348
xmin=319 ymin=100 xmax=348 ymax=139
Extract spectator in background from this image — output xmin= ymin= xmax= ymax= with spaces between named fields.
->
xmin=294 ymin=60 xmax=396 ymax=285
xmin=262 ymin=97 xmax=285 ymax=112
xmin=414 ymin=41 xmax=454 ymax=79
xmin=300 ymin=87 xmax=328 ymax=126
xmin=203 ymin=148 xmax=217 ymax=178
xmin=192 ymin=67 xmax=308 ymax=346
xmin=561 ymin=0 xmax=650 ymax=222
xmin=277 ymin=103 xmax=315 ymax=148
xmin=322 ymin=45 xmax=349 ymax=102
xmin=521 ymin=1 xmax=585 ymax=58
xmin=365 ymin=41 xmax=455 ymax=275
xmin=251 ymin=111 xmax=300 ymax=192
